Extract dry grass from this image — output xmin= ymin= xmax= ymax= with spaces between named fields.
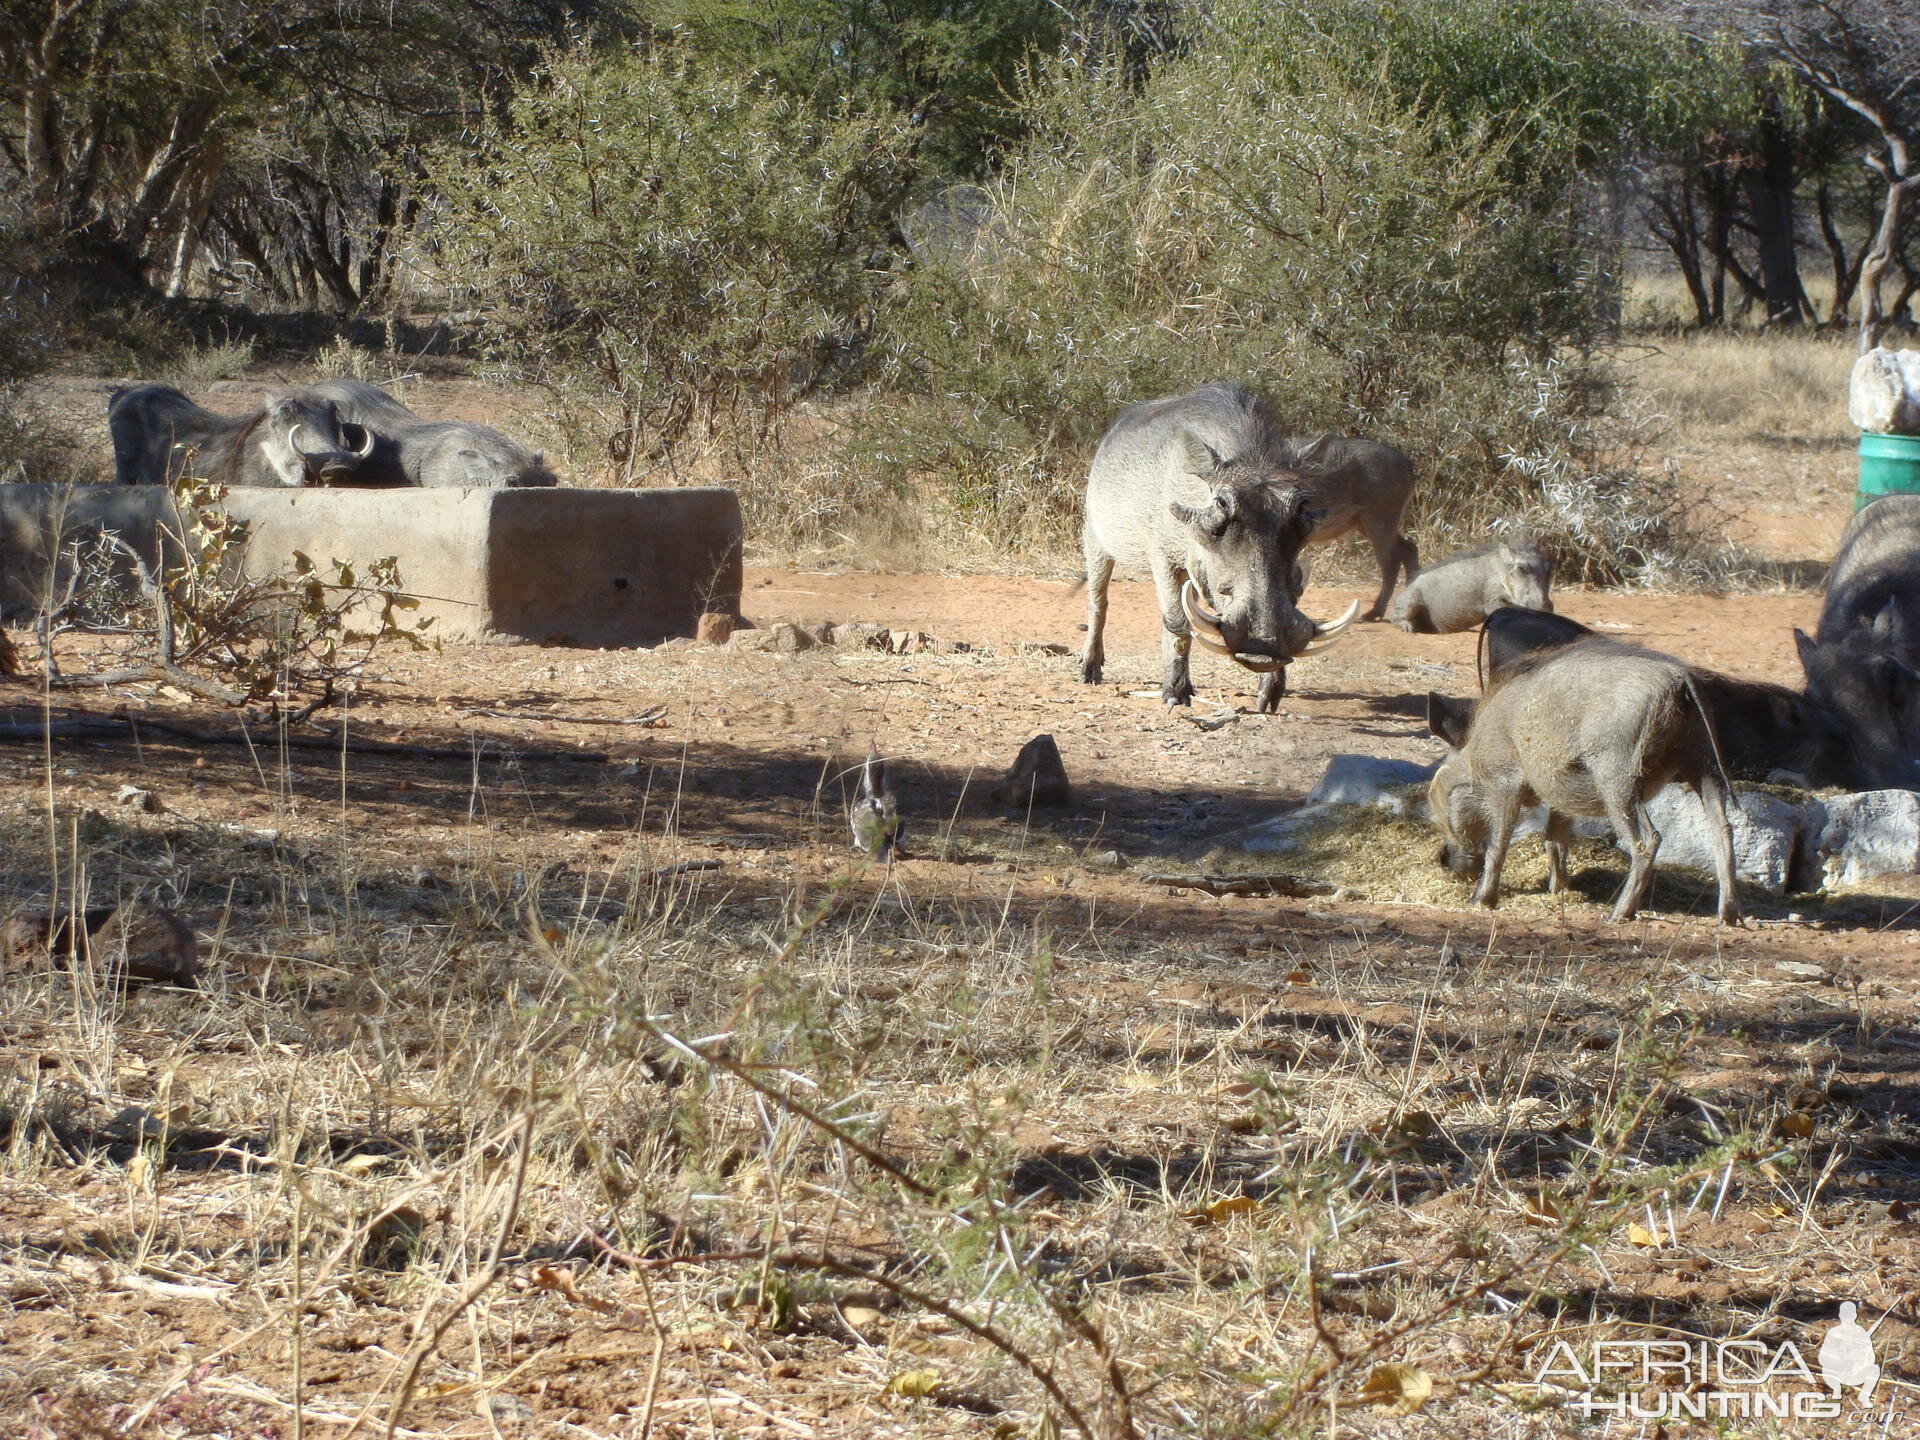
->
xmin=1626 ymin=329 xmax=1856 ymax=446
xmin=1 ymin=716 xmax=1915 ymax=1439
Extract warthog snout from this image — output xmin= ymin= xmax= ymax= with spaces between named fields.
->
xmin=290 ymin=414 xmax=375 ymax=480
xmin=1437 ymin=839 xmax=1480 ymax=879
xmin=1180 ymin=579 xmax=1359 ymax=672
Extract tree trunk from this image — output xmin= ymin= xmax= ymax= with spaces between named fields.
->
xmin=1743 ymin=117 xmax=1808 ymax=325
xmin=1816 ymin=182 xmax=1864 ymax=326
xmin=1859 ymin=173 xmax=1920 ymax=353
xmin=1646 ymin=174 xmax=1715 ymax=327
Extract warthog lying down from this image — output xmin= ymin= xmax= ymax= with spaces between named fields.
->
xmin=305 ymin=378 xmax=557 ymax=488
xmin=1426 ymin=637 xmax=1741 ymax=924
xmin=1392 ymin=538 xmax=1551 ymax=634
xmin=1481 ymin=607 xmax=1853 ymax=786
xmin=1080 ymin=382 xmax=1359 ymax=711
xmin=1796 ymin=494 xmax=1920 ymax=790
xmin=110 ymin=384 xmax=374 ymax=487
xmin=1296 ymin=437 xmax=1420 ymax=620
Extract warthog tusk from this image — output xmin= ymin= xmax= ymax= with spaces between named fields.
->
xmin=1312 ymin=599 xmax=1362 ymax=638
xmin=289 ymin=423 xmax=319 ymax=457
xmin=1181 ymin=579 xmax=1226 ymax=642
xmin=346 ymin=422 xmax=375 ymax=458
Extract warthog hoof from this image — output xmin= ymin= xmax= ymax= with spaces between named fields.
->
xmin=1162 ymin=682 xmax=1194 ymax=707
xmin=1080 ymin=662 xmax=1102 ymax=685
xmin=1257 ymin=672 xmax=1286 ymax=713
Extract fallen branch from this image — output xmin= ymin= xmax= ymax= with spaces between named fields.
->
xmin=459 ymin=703 xmax=668 ymax=727
xmin=50 ymin=664 xmax=245 ymax=706
xmin=1143 ymin=872 xmax=1336 ymax=898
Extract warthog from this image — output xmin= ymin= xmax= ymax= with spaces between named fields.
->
xmin=1079 ymin=382 xmax=1359 ymax=711
xmin=1392 ymin=538 xmax=1551 ymax=633
xmin=1795 ymin=494 xmax=1920 ymax=790
xmin=1425 ymin=637 xmax=1741 ymax=924
xmin=305 ymin=378 xmax=557 ymax=488
xmin=1295 ymin=436 xmax=1420 ymax=620
xmin=110 ymin=384 xmax=375 ymax=487
xmin=1480 ymin=606 xmax=1852 ymax=787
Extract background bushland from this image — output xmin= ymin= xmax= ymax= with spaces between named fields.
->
xmin=5 ymin=0 xmax=1917 ymax=577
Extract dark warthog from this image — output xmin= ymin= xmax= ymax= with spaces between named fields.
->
xmin=1392 ymin=538 xmax=1550 ymax=633
xmin=1796 ymin=494 xmax=1920 ymax=790
xmin=1426 ymin=637 xmax=1741 ymax=924
xmin=1480 ymin=607 xmax=1852 ymax=786
xmin=1295 ymin=436 xmax=1420 ymax=620
xmin=305 ymin=378 xmax=557 ymax=488
xmin=110 ymin=384 xmax=374 ymax=487
xmin=1079 ymin=382 xmax=1359 ymax=711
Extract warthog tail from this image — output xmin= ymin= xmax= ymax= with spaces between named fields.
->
xmin=1679 ymin=669 xmax=1734 ymax=801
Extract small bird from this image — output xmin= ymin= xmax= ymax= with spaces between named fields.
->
xmin=847 ymin=747 xmax=904 ymax=861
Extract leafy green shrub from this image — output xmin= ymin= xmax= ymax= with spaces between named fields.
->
xmin=425 ymin=43 xmax=911 ymax=481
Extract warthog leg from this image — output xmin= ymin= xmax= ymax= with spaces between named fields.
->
xmin=1544 ymin=811 xmax=1573 ymax=894
xmin=1080 ymin=538 xmax=1113 ymax=686
xmin=1363 ymin=517 xmax=1420 ymax=621
xmin=1605 ymin=797 xmax=1662 ymax=923
xmin=1692 ymin=771 xmax=1743 ymax=926
xmin=1471 ymin=783 xmax=1525 ymax=910
xmin=1159 ymin=562 xmax=1195 ymax=706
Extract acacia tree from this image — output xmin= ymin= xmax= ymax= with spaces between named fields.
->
xmin=1718 ymin=1 xmax=1920 ymax=346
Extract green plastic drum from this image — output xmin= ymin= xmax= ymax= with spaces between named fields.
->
xmin=1857 ymin=431 xmax=1920 ymax=509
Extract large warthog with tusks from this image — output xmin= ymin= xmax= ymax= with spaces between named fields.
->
xmin=109 ymin=384 xmax=376 ymax=488
xmin=1079 ymin=382 xmax=1361 ymax=711
xmin=303 ymin=378 xmax=557 ymax=488
xmin=1426 ymin=636 xmax=1742 ymax=925
xmin=1795 ymin=494 xmax=1920 ymax=790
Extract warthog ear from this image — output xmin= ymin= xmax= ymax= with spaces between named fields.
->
xmin=1426 ymin=691 xmax=1474 ymax=749
xmin=1180 ymin=433 xmax=1224 ymax=479
xmin=1871 ymin=598 xmax=1912 ymax=652
xmin=1289 ymin=435 xmax=1330 ymax=468
xmin=1792 ymin=628 xmax=1818 ymax=677
xmin=1171 ymin=487 xmax=1235 ymax=537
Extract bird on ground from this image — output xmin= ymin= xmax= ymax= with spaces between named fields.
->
xmin=847 ymin=746 xmax=903 ymax=861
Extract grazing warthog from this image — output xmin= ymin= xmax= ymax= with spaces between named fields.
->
xmin=1392 ymin=538 xmax=1551 ymax=633
xmin=1480 ymin=607 xmax=1852 ymax=786
xmin=110 ymin=384 xmax=374 ymax=487
xmin=1295 ymin=437 xmax=1420 ymax=620
xmin=1796 ymin=495 xmax=1920 ymax=790
xmin=1079 ymin=382 xmax=1360 ymax=711
xmin=1425 ymin=638 xmax=1741 ymax=924
xmin=306 ymin=378 xmax=557 ymax=488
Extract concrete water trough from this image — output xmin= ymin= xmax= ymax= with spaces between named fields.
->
xmin=0 ymin=483 xmax=742 ymax=647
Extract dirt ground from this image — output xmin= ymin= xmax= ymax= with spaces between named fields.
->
xmin=4 ymin=366 xmax=1918 ymax=1438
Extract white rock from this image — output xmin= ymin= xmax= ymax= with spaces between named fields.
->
xmin=1636 ymin=785 xmax=1824 ymax=892
xmin=1816 ymin=790 xmax=1920 ymax=887
xmin=1300 ymin=754 xmax=1437 ymax=813
xmin=1848 ymin=348 xmax=1920 ymax=435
